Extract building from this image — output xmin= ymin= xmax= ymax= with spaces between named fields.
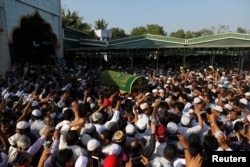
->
xmin=0 ymin=0 xmax=63 ymax=77
xmin=65 ymin=33 xmax=250 ymax=71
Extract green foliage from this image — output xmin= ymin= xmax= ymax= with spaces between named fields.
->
xmin=130 ymin=24 xmax=164 ymax=36
xmin=193 ymin=28 xmax=214 ymax=37
xmin=94 ymin=19 xmax=108 ymax=30
xmin=110 ymin=28 xmax=127 ymax=40
xmin=236 ymin=27 xmax=247 ymax=33
xmin=130 ymin=26 xmax=147 ymax=36
xmin=185 ymin=30 xmax=194 ymax=39
xmin=146 ymin=24 xmax=165 ymax=35
xmin=169 ymin=29 xmax=185 ymax=38
xmin=61 ymin=8 xmax=91 ymax=32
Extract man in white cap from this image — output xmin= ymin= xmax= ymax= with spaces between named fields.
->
xmin=244 ymin=92 xmax=250 ymax=111
xmin=91 ymin=99 xmax=121 ymax=134
xmin=87 ymin=138 xmax=102 ymax=166
xmin=29 ymin=109 xmax=44 ymax=138
xmin=177 ymin=106 xmax=204 ymax=139
xmin=211 ymin=105 xmax=226 ymax=123
xmin=125 ymin=124 xmax=137 ymax=147
xmin=75 ymin=155 xmax=88 ymax=167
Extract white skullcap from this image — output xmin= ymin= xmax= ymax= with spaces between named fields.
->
xmin=193 ymin=97 xmax=202 ymax=104
xmin=159 ymin=89 xmax=164 ymax=93
xmin=82 ymin=123 xmax=96 ymax=133
xmin=224 ymin=104 xmax=232 ymax=111
xmin=140 ymin=103 xmax=149 ymax=110
xmin=31 ymin=109 xmax=41 ymax=117
xmin=239 ymin=98 xmax=247 ymax=105
xmin=152 ymin=89 xmax=158 ymax=93
xmin=16 ymin=121 xmax=28 ymax=129
xmin=86 ymin=97 xmax=92 ymax=102
xmin=31 ymin=101 xmax=39 ymax=107
xmin=135 ymin=119 xmax=147 ymax=130
xmin=75 ymin=156 xmax=88 ymax=167
xmin=167 ymin=122 xmax=178 ymax=134
xmin=108 ymin=143 xmax=121 ymax=156
xmin=87 ymin=139 xmax=100 ymax=151
xmin=125 ymin=124 xmax=136 ymax=135
xmin=92 ymin=112 xmax=102 ymax=122
xmin=228 ymin=84 xmax=234 ymax=89
xmin=213 ymin=105 xmax=223 ymax=112
xmin=181 ymin=114 xmax=190 ymax=126
xmin=245 ymin=92 xmax=250 ymax=97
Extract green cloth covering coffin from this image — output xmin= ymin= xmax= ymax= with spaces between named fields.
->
xmin=100 ymin=70 xmax=149 ymax=93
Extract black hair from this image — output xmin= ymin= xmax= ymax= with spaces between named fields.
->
xmin=234 ymin=121 xmax=244 ymax=132
xmin=56 ymin=149 xmax=73 ymax=167
xmin=158 ymin=108 xmax=169 ymax=125
xmin=100 ymin=129 xmax=113 ymax=142
xmin=78 ymin=103 xmax=91 ymax=118
xmin=65 ymin=130 xmax=79 ymax=146
xmin=175 ymin=102 xmax=185 ymax=112
xmin=189 ymin=143 xmax=203 ymax=157
xmin=63 ymin=108 xmax=74 ymax=121
xmin=128 ymin=139 xmax=143 ymax=157
xmin=106 ymin=122 xmax=118 ymax=135
xmin=163 ymin=144 xmax=177 ymax=161
xmin=188 ymin=133 xmax=201 ymax=145
xmin=203 ymin=134 xmax=219 ymax=152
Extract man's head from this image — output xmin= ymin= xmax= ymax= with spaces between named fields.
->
xmin=99 ymin=129 xmax=113 ymax=146
xmin=56 ymin=149 xmax=75 ymax=167
xmin=43 ymin=115 xmax=54 ymax=126
xmin=163 ymin=144 xmax=177 ymax=161
xmin=65 ymin=130 xmax=79 ymax=146
xmin=17 ymin=135 xmax=31 ymax=151
xmin=8 ymin=151 xmax=32 ymax=167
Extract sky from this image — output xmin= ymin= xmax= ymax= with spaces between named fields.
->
xmin=61 ymin=0 xmax=250 ymax=34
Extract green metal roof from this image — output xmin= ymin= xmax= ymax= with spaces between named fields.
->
xmin=188 ymin=33 xmax=250 ymax=45
xmin=67 ymin=32 xmax=250 ymax=51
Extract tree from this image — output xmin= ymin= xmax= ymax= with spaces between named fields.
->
xmin=61 ymin=8 xmax=91 ymax=32
xmin=146 ymin=24 xmax=165 ymax=35
xmin=217 ymin=24 xmax=230 ymax=34
xmin=110 ymin=28 xmax=127 ymax=40
xmin=94 ymin=19 xmax=108 ymax=30
xmin=193 ymin=28 xmax=214 ymax=37
xmin=169 ymin=29 xmax=185 ymax=38
xmin=130 ymin=26 xmax=147 ymax=36
xmin=185 ymin=30 xmax=194 ymax=39
xmin=236 ymin=27 xmax=247 ymax=33
xmin=130 ymin=24 xmax=164 ymax=36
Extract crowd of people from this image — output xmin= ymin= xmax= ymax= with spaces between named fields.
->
xmin=0 ymin=60 xmax=250 ymax=167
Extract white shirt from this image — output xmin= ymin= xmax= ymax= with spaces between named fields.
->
xmin=177 ymin=124 xmax=201 ymax=139
xmin=30 ymin=119 xmax=44 ymax=138
xmin=93 ymin=109 xmax=120 ymax=134
xmin=150 ymin=157 xmax=173 ymax=167
xmin=151 ymin=141 xmax=167 ymax=159
xmin=66 ymin=145 xmax=88 ymax=160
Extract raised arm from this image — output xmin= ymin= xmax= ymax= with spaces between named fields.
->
xmin=16 ymin=97 xmax=34 ymax=123
xmin=0 ymin=128 xmax=10 ymax=154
